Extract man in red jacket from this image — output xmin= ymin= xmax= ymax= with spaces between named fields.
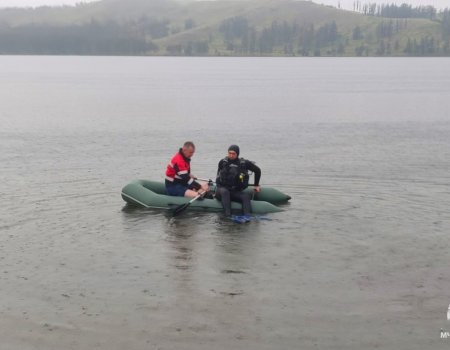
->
xmin=165 ymin=141 xmax=209 ymax=198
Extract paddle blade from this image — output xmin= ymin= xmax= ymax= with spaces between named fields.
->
xmin=172 ymin=202 xmax=190 ymax=216
xmin=171 ymin=193 xmax=205 ymax=216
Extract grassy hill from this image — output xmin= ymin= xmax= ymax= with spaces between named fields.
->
xmin=0 ymin=0 xmax=448 ymax=56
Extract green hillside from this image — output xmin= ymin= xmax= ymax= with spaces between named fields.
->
xmin=0 ymin=0 xmax=448 ymax=56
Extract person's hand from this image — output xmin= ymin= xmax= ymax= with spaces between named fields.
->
xmin=201 ymin=182 xmax=209 ymax=192
xmin=254 ymin=185 xmax=261 ymax=192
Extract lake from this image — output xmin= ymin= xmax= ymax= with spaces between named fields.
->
xmin=1 ymin=56 xmax=450 ymax=349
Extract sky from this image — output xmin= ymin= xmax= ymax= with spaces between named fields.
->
xmin=0 ymin=0 xmax=448 ymax=9
xmin=0 ymin=0 xmax=99 ymax=7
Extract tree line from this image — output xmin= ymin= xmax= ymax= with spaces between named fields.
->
xmin=0 ymin=18 xmax=158 ymax=55
xmin=352 ymin=2 xmax=450 ymax=47
xmin=219 ymin=18 xmax=341 ymax=56
xmin=218 ymin=16 xmax=450 ymax=56
xmin=353 ymin=2 xmax=441 ymax=19
xmin=442 ymin=9 xmax=450 ymax=38
xmin=0 ymin=10 xmax=449 ymax=56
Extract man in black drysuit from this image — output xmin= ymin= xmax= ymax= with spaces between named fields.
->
xmin=215 ymin=145 xmax=261 ymax=217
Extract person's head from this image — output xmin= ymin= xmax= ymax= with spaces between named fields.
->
xmin=181 ymin=141 xmax=196 ymax=159
xmin=227 ymin=144 xmax=240 ymax=160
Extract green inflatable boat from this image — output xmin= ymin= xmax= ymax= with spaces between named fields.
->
xmin=121 ymin=179 xmax=291 ymax=214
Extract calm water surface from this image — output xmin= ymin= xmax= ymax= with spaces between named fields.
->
xmin=1 ymin=56 xmax=450 ymax=349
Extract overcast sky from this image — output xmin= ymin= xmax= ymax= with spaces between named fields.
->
xmin=0 ymin=0 xmax=448 ymax=10
xmin=0 ymin=0 xmax=98 ymax=7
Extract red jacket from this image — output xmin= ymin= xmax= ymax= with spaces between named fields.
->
xmin=165 ymin=149 xmax=201 ymax=190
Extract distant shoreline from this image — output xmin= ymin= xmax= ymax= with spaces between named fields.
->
xmin=1 ymin=0 xmax=449 ymax=57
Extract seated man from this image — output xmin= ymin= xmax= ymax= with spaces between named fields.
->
xmin=165 ymin=141 xmax=208 ymax=198
xmin=215 ymin=144 xmax=261 ymax=217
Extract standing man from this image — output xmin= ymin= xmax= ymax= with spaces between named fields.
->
xmin=165 ymin=141 xmax=209 ymax=198
xmin=215 ymin=144 xmax=261 ymax=217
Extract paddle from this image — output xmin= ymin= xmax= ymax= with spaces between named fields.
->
xmin=195 ymin=177 xmax=215 ymax=184
xmin=195 ymin=177 xmax=259 ymax=187
xmin=172 ymin=192 xmax=204 ymax=216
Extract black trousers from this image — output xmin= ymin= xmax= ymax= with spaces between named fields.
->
xmin=215 ymin=186 xmax=252 ymax=216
